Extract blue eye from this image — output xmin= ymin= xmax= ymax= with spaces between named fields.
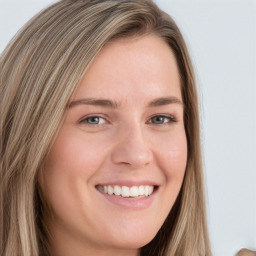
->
xmin=81 ymin=116 xmax=105 ymax=125
xmin=150 ymin=115 xmax=175 ymax=124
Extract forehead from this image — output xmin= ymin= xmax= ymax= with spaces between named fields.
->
xmin=72 ymin=34 xmax=181 ymax=103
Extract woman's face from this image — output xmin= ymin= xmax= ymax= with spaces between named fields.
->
xmin=39 ymin=34 xmax=187 ymax=256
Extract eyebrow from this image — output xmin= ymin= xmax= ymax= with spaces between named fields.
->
xmin=69 ymin=98 xmax=120 ymax=108
xmin=68 ymin=96 xmax=183 ymax=109
xmin=148 ymin=96 xmax=183 ymax=107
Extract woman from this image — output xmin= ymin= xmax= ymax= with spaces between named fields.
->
xmin=0 ymin=0 xmax=211 ymax=255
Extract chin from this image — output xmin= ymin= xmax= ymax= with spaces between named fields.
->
xmin=100 ymin=221 xmax=160 ymax=250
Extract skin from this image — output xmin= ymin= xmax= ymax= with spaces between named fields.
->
xmin=39 ymin=34 xmax=187 ymax=256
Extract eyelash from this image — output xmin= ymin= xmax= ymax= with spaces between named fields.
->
xmin=79 ymin=114 xmax=176 ymax=126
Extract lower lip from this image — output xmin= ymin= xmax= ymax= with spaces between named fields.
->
xmin=97 ymin=190 xmax=156 ymax=209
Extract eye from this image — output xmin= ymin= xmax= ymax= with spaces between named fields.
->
xmin=79 ymin=116 xmax=106 ymax=125
xmin=149 ymin=115 xmax=176 ymax=125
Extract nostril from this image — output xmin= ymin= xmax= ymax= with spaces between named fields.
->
xmin=110 ymin=133 xmax=153 ymax=168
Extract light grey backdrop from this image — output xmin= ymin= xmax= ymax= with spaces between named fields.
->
xmin=0 ymin=0 xmax=255 ymax=255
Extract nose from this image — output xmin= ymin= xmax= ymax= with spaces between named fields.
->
xmin=111 ymin=125 xmax=153 ymax=169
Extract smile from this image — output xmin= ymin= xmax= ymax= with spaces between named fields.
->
xmin=96 ymin=185 xmax=154 ymax=198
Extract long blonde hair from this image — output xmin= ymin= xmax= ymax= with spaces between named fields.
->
xmin=0 ymin=0 xmax=211 ymax=255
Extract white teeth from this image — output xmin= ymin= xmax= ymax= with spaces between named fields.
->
xmin=138 ymin=185 xmax=145 ymax=195
xmin=98 ymin=185 xmax=154 ymax=198
xmin=144 ymin=186 xmax=149 ymax=196
xmin=107 ymin=185 xmax=113 ymax=195
xmin=148 ymin=186 xmax=154 ymax=195
xmin=121 ymin=186 xmax=130 ymax=197
xmin=130 ymin=186 xmax=139 ymax=197
xmin=114 ymin=185 xmax=121 ymax=196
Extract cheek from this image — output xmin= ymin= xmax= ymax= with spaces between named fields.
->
xmin=44 ymin=129 xmax=109 ymax=179
xmin=157 ymin=130 xmax=187 ymax=180
xmin=148 ymin=130 xmax=187 ymax=224
xmin=159 ymin=130 xmax=187 ymax=210
xmin=39 ymin=128 xmax=111 ymax=212
xmin=38 ymin=128 xmax=114 ymax=228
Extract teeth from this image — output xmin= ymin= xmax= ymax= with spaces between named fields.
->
xmin=121 ymin=186 xmax=130 ymax=197
xmin=114 ymin=185 xmax=121 ymax=196
xmin=138 ymin=185 xmax=145 ymax=195
xmin=144 ymin=186 xmax=149 ymax=196
xmin=130 ymin=186 xmax=139 ymax=197
xmin=107 ymin=185 xmax=113 ymax=195
xmin=148 ymin=186 xmax=154 ymax=195
xmin=97 ymin=185 xmax=154 ymax=198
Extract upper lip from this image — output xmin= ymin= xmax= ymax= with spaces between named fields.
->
xmin=95 ymin=180 xmax=160 ymax=187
